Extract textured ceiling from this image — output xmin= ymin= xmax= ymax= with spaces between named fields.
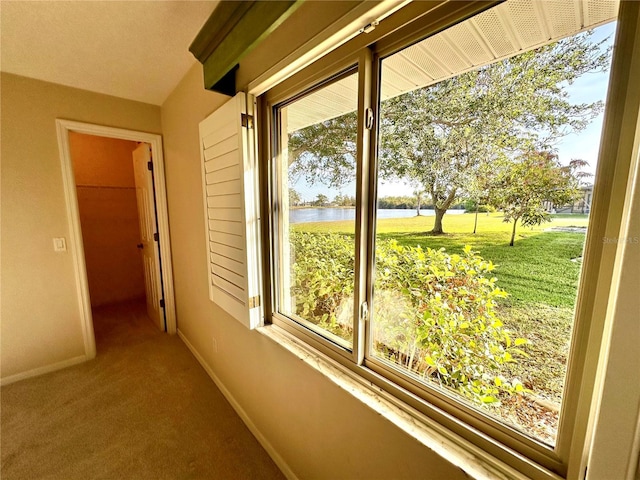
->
xmin=0 ymin=1 xmax=218 ymax=105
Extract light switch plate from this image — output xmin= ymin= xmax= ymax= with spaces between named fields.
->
xmin=53 ymin=237 xmax=67 ymax=252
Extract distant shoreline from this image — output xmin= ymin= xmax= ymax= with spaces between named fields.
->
xmin=290 ymin=205 xmax=465 ymax=210
xmin=289 ymin=207 xmax=466 ymax=224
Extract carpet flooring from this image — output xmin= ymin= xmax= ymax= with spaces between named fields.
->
xmin=1 ymin=299 xmax=286 ymax=480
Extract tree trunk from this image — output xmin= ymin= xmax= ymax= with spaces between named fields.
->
xmin=509 ymin=218 xmax=518 ymax=246
xmin=428 ymin=187 xmax=456 ymax=234
xmin=473 ymin=201 xmax=479 ymax=234
xmin=432 ymin=207 xmax=446 ymax=234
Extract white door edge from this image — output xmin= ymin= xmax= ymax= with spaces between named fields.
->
xmin=55 ymin=119 xmax=177 ymax=359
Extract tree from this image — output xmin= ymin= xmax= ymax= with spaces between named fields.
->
xmin=289 ymin=188 xmax=302 ymax=207
xmin=288 ymin=112 xmax=358 ymax=188
xmin=287 ymin=31 xmax=610 ymax=234
xmin=491 ymin=151 xmax=581 ymax=246
xmin=566 ymin=159 xmax=593 ymax=213
xmin=314 ymin=193 xmax=329 ymax=207
xmin=461 ymin=160 xmax=496 ymax=234
xmin=378 ymin=31 xmax=609 ymax=234
xmin=334 ymin=194 xmax=356 ymax=207
xmin=413 ymin=188 xmax=425 ymax=216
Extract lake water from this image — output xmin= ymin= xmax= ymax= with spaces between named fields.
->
xmin=290 ymin=208 xmax=465 ymax=224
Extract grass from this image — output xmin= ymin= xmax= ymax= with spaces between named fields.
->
xmin=499 ymin=304 xmax=573 ymax=402
xmin=294 ymin=212 xmax=589 ymax=402
xmin=295 ymin=211 xmax=589 ymax=235
xmin=295 ymin=212 xmax=588 ymax=308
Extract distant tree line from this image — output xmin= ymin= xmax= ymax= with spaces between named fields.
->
xmin=290 ymin=190 xmax=467 ymax=210
xmin=378 ymin=196 xmax=464 ymax=210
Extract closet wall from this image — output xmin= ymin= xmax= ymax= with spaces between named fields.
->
xmin=70 ymin=132 xmax=146 ymax=307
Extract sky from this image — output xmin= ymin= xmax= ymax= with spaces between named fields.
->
xmin=553 ymin=22 xmax=616 ymax=178
xmin=293 ymin=21 xmax=617 ymax=203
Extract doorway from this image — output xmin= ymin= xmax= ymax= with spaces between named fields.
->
xmin=56 ymin=120 xmax=176 ymax=360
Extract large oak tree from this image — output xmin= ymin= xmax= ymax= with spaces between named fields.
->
xmin=287 ymin=31 xmax=610 ymax=233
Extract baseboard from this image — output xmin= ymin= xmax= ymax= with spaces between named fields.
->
xmin=177 ymin=329 xmax=298 ymax=480
xmin=0 ymin=355 xmax=88 ymax=386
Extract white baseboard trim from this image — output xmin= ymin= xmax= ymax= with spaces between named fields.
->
xmin=0 ymin=355 xmax=88 ymax=386
xmin=177 ymin=329 xmax=298 ymax=480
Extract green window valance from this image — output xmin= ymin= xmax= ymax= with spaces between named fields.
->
xmin=190 ymin=0 xmax=302 ymax=96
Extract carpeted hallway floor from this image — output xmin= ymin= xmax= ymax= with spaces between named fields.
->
xmin=1 ymin=300 xmax=285 ymax=480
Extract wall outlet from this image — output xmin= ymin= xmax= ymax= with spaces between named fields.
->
xmin=212 ymin=337 xmax=218 ymax=354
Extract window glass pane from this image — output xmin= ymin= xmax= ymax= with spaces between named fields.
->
xmin=371 ymin=11 xmax=616 ymax=445
xmin=276 ymin=71 xmax=358 ymax=349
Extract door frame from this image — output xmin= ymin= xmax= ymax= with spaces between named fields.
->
xmin=56 ymin=119 xmax=177 ymax=359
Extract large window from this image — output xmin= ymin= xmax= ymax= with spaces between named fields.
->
xmin=263 ymin=1 xmax=629 ymax=478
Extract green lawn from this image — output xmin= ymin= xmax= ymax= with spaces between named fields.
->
xmin=295 ymin=211 xmax=589 ymax=234
xmin=294 ymin=212 xmax=588 ymax=308
xmin=388 ymin=231 xmax=585 ymax=308
xmin=294 ymin=212 xmax=589 ymax=402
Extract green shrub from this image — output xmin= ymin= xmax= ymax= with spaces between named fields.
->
xmin=374 ymin=242 xmax=527 ymax=404
xmin=289 ymin=232 xmax=355 ymax=339
xmin=288 ymin=232 xmax=528 ymax=405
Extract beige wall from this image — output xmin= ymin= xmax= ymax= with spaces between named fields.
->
xmin=161 ymin=61 xmax=468 ymax=480
xmin=0 ymin=73 xmax=161 ymax=379
xmin=70 ymin=133 xmax=145 ymax=307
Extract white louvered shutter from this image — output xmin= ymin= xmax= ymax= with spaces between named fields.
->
xmin=199 ymin=92 xmax=261 ymax=329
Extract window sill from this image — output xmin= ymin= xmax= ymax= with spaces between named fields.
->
xmin=256 ymin=324 xmax=539 ymax=480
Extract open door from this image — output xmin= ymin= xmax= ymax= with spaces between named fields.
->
xmin=133 ymin=143 xmax=165 ymax=331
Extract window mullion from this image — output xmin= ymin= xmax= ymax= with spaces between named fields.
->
xmin=352 ymin=48 xmax=375 ymax=365
xmin=363 ymin=47 xmax=382 ymax=366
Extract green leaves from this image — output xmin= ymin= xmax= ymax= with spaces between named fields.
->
xmin=289 ymin=232 xmax=356 ymax=340
xmin=372 ymin=241 xmax=531 ymax=404
xmin=287 ymin=31 xmax=607 ymax=237
xmin=491 ymin=150 xmax=584 ymax=245
xmin=289 ymin=231 xmax=530 ymax=406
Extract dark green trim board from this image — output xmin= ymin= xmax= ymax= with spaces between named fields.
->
xmin=189 ymin=0 xmax=303 ymax=95
xmin=189 ymin=2 xmax=254 ymax=63
xmin=212 ymin=66 xmax=240 ymax=98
